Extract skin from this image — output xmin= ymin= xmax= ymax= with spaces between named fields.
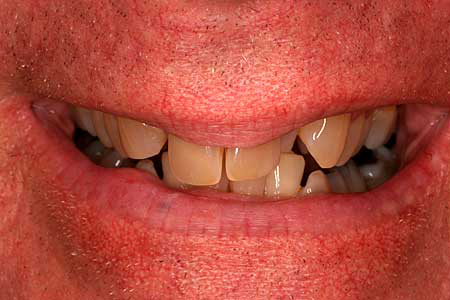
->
xmin=0 ymin=1 xmax=449 ymax=299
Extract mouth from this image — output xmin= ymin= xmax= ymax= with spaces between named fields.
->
xmin=29 ymin=97 xmax=449 ymax=235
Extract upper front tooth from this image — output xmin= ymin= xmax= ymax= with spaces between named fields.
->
xmin=118 ymin=117 xmax=167 ymax=159
xmin=103 ymin=113 xmax=128 ymax=157
xmin=168 ymin=134 xmax=224 ymax=186
xmin=280 ymin=131 xmax=298 ymax=152
xmin=91 ymin=111 xmax=113 ymax=148
xmin=265 ymin=153 xmax=305 ymax=197
xmin=364 ymin=106 xmax=397 ymax=150
xmin=226 ymin=138 xmax=281 ymax=181
xmin=302 ymin=170 xmax=331 ymax=195
xmin=299 ymin=113 xmax=351 ymax=168
xmin=162 ymin=152 xmax=189 ymax=189
xmin=72 ymin=106 xmax=96 ymax=136
xmin=336 ymin=113 xmax=365 ymax=166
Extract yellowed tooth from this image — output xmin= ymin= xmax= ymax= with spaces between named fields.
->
xmin=299 ymin=113 xmax=351 ymax=168
xmin=338 ymin=160 xmax=367 ymax=193
xmin=72 ymin=106 xmax=96 ymax=136
xmin=226 ymin=138 xmax=281 ymax=181
xmin=280 ymin=131 xmax=298 ymax=152
xmin=230 ymin=177 xmax=266 ymax=196
xmin=265 ymin=153 xmax=305 ymax=197
xmin=327 ymin=170 xmax=349 ymax=194
xmin=336 ymin=113 xmax=365 ymax=166
xmin=118 ymin=117 xmax=167 ymax=159
xmin=162 ymin=152 xmax=189 ymax=189
xmin=351 ymin=111 xmax=373 ymax=156
xmin=364 ymin=106 xmax=397 ymax=150
xmin=103 ymin=113 xmax=128 ymax=157
xmin=208 ymin=169 xmax=229 ymax=192
xmin=302 ymin=170 xmax=331 ymax=195
xmin=91 ymin=111 xmax=113 ymax=148
xmin=136 ymin=159 xmax=158 ymax=177
xmin=168 ymin=134 xmax=223 ymax=186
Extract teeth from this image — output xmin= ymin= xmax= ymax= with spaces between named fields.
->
xmin=226 ymin=138 xmax=281 ymax=181
xmin=99 ymin=150 xmax=133 ymax=168
xmin=338 ymin=160 xmax=367 ymax=193
xmin=136 ymin=159 xmax=158 ymax=177
xmin=280 ymin=131 xmax=298 ymax=152
xmin=364 ymin=106 xmax=397 ymax=150
xmin=360 ymin=160 xmax=396 ymax=189
xmin=299 ymin=113 xmax=351 ymax=168
xmin=302 ymin=170 xmax=331 ymax=195
xmin=168 ymin=135 xmax=224 ymax=186
xmin=162 ymin=152 xmax=189 ymax=189
xmin=336 ymin=114 xmax=365 ymax=166
xmin=230 ymin=177 xmax=266 ymax=196
xmin=72 ymin=106 xmax=96 ymax=136
xmin=83 ymin=140 xmax=107 ymax=163
xmin=327 ymin=170 xmax=349 ymax=194
xmin=118 ymin=117 xmax=167 ymax=159
xmin=208 ymin=169 xmax=230 ymax=192
xmin=265 ymin=153 xmax=305 ymax=197
xmin=351 ymin=111 xmax=373 ymax=156
xmin=103 ymin=113 xmax=128 ymax=157
xmin=91 ymin=111 xmax=113 ymax=148
xmin=296 ymin=139 xmax=309 ymax=154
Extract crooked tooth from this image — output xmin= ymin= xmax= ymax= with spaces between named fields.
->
xmin=136 ymin=159 xmax=158 ymax=177
xmin=162 ymin=152 xmax=189 ymax=189
xmin=230 ymin=177 xmax=266 ymax=196
xmin=302 ymin=170 xmax=331 ymax=195
xmin=118 ymin=117 xmax=167 ymax=159
xmin=327 ymin=170 xmax=349 ymax=194
xmin=299 ymin=113 xmax=351 ymax=168
xmin=338 ymin=160 xmax=367 ymax=193
xmin=72 ymin=106 xmax=96 ymax=136
xmin=226 ymin=138 xmax=281 ymax=181
xmin=265 ymin=153 xmax=305 ymax=197
xmin=364 ymin=106 xmax=397 ymax=150
xmin=103 ymin=113 xmax=128 ymax=157
xmin=280 ymin=131 xmax=298 ymax=152
xmin=336 ymin=114 xmax=365 ymax=166
xmin=91 ymin=111 xmax=113 ymax=148
xmin=168 ymin=134 xmax=223 ymax=186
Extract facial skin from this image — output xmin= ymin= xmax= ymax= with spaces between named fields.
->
xmin=0 ymin=1 xmax=450 ymax=299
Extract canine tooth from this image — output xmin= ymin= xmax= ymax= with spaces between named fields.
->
xmin=226 ymin=138 xmax=281 ymax=181
xmin=103 ymin=113 xmax=128 ymax=157
xmin=364 ymin=106 xmax=397 ymax=150
xmin=72 ymin=106 xmax=96 ymax=136
xmin=337 ymin=114 xmax=365 ymax=166
xmin=83 ymin=140 xmax=107 ymax=163
xmin=338 ymin=160 xmax=367 ymax=193
xmin=302 ymin=170 xmax=331 ymax=195
xmin=118 ymin=117 xmax=167 ymax=159
xmin=299 ymin=113 xmax=351 ymax=168
xmin=327 ymin=170 xmax=349 ymax=194
xmin=162 ymin=152 xmax=189 ymax=189
xmin=230 ymin=177 xmax=266 ymax=196
xmin=100 ymin=150 xmax=133 ymax=168
xmin=168 ymin=134 xmax=223 ymax=186
xmin=280 ymin=131 xmax=298 ymax=152
xmin=265 ymin=153 xmax=305 ymax=197
xmin=91 ymin=111 xmax=113 ymax=148
xmin=136 ymin=160 xmax=158 ymax=177
xmin=351 ymin=111 xmax=373 ymax=156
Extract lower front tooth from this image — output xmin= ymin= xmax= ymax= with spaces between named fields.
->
xmin=168 ymin=135 xmax=224 ymax=186
xmin=265 ymin=153 xmax=305 ymax=197
xmin=103 ymin=113 xmax=128 ymax=157
xmin=302 ymin=170 xmax=331 ymax=195
xmin=91 ymin=111 xmax=113 ymax=148
xmin=229 ymin=177 xmax=266 ymax=196
xmin=364 ymin=106 xmax=397 ymax=150
xmin=327 ymin=170 xmax=349 ymax=194
xmin=226 ymin=138 xmax=281 ymax=181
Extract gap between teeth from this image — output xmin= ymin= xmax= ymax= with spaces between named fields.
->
xmin=71 ymin=105 xmax=398 ymax=198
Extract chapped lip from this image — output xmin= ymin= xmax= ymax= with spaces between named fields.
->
xmin=24 ymin=92 xmax=450 ymax=237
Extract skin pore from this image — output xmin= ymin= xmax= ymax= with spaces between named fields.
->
xmin=0 ymin=1 xmax=450 ymax=299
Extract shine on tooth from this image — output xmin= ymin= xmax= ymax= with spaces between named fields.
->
xmin=72 ymin=106 xmax=96 ymax=136
xmin=100 ymin=150 xmax=133 ymax=168
xmin=103 ymin=113 xmax=128 ymax=157
xmin=299 ymin=113 xmax=351 ymax=169
xmin=229 ymin=177 xmax=266 ymax=196
xmin=302 ymin=170 xmax=331 ymax=195
xmin=226 ymin=138 xmax=281 ymax=181
xmin=364 ymin=106 xmax=397 ymax=150
xmin=336 ymin=113 xmax=365 ymax=166
xmin=118 ymin=117 xmax=167 ymax=159
xmin=168 ymin=134 xmax=223 ymax=186
xmin=265 ymin=153 xmax=305 ymax=197
xmin=91 ymin=111 xmax=113 ymax=148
